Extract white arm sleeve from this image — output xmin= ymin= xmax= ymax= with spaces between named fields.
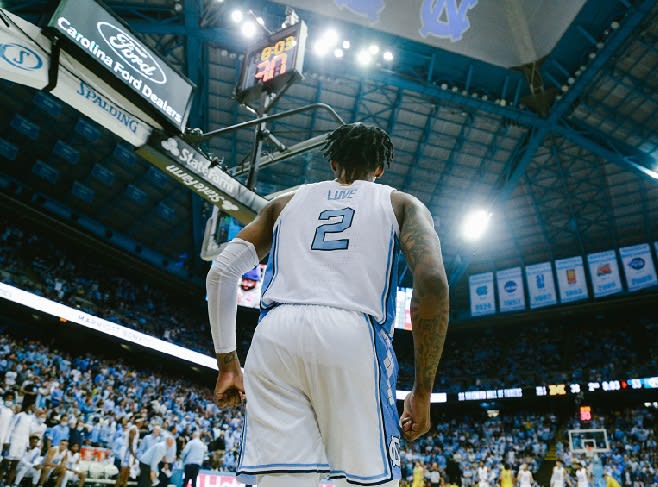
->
xmin=206 ymin=238 xmax=259 ymax=354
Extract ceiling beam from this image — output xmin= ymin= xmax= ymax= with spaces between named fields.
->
xmin=125 ymin=20 xmax=546 ymax=129
xmin=551 ymin=120 xmax=658 ymax=183
xmin=446 ymin=0 xmax=653 ymax=285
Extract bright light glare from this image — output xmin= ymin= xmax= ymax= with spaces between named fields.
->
xmin=461 ymin=210 xmax=491 ymax=241
xmin=241 ymin=21 xmax=257 ymax=37
xmin=313 ymin=42 xmax=329 ymax=56
xmin=357 ymin=50 xmax=372 ymax=66
xmin=368 ymin=44 xmax=380 ymax=55
xmin=230 ymin=10 xmax=243 ymax=23
xmin=334 ymin=48 xmax=344 ymax=59
xmin=342 ymin=40 xmax=351 ymax=49
xmin=383 ymin=51 xmax=394 ymax=61
xmin=323 ymin=29 xmax=339 ymax=46
xmin=256 ymin=16 xmax=265 ymax=26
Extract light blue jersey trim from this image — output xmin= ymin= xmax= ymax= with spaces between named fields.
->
xmin=329 ymin=469 xmax=394 ymax=482
xmin=259 ymin=224 xmax=281 ymax=320
xmin=378 ymin=228 xmax=396 ymax=324
xmin=364 ymin=315 xmax=391 ymax=481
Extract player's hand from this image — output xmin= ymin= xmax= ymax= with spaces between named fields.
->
xmin=214 ymin=370 xmax=245 ymax=407
xmin=399 ymin=390 xmax=431 ymax=441
xmin=214 ymin=351 xmax=246 ymax=408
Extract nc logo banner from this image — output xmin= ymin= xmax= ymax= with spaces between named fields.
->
xmin=419 ymin=0 xmax=479 ymax=42
xmin=587 ymin=250 xmax=623 ymax=298
xmin=469 ymin=272 xmax=495 ymax=317
xmin=525 ymin=261 xmax=557 ymax=309
xmin=334 ymin=0 xmax=385 ymax=23
xmin=496 ymin=267 xmax=525 ymax=312
xmin=620 ymin=243 xmax=657 ymax=292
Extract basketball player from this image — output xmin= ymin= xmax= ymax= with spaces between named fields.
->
xmin=113 ymin=416 xmax=140 ymax=487
xmin=550 ymin=459 xmax=566 ymax=487
xmin=4 ymin=403 xmax=37 ymax=486
xmin=517 ymin=464 xmax=533 ymax=487
xmin=499 ymin=463 xmax=513 ymax=487
xmin=576 ymin=462 xmax=589 ymax=487
xmin=411 ymin=461 xmax=424 ymax=487
xmin=12 ymin=435 xmax=41 ymax=487
xmin=207 ymin=123 xmax=449 ymax=487
xmin=477 ymin=460 xmax=489 ymax=487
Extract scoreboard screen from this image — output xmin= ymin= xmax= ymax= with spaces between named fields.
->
xmin=236 ymin=21 xmax=307 ymax=104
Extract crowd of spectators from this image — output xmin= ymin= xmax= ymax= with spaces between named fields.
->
xmin=0 ymin=223 xmax=210 ymax=355
xmin=1 ymin=219 xmax=656 ymax=395
xmin=0 ymin=329 xmax=656 ymax=486
xmin=397 ymin=321 xmax=654 ymax=393
xmin=399 ymin=413 xmax=556 ymax=486
xmin=0 ymin=332 xmax=244 ymax=483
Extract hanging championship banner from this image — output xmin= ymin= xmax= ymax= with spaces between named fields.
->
xmin=469 ymin=272 xmax=495 ymax=317
xmin=525 ymin=261 xmax=557 ymax=309
xmin=620 ymin=243 xmax=657 ymax=292
xmin=496 ymin=267 xmax=525 ymax=312
xmin=555 ymin=256 xmax=588 ymax=303
xmin=587 ymin=250 xmax=623 ymax=297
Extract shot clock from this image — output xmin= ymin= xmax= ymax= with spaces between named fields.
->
xmin=236 ymin=21 xmax=308 ymax=105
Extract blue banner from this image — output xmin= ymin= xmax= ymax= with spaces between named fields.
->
xmin=525 ymin=261 xmax=557 ymax=309
xmin=587 ymin=250 xmax=623 ymax=298
xmin=469 ymin=272 xmax=495 ymax=317
xmin=555 ymin=256 xmax=588 ymax=303
xmin=496 ymin=267 xmax=525 ymax=312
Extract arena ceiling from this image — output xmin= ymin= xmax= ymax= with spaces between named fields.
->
xmin=1 ymin=0 xmax=657 ymax=313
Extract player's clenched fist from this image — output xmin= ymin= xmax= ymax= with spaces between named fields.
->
xmin=399 ymin=391 xmax=431 ymax=442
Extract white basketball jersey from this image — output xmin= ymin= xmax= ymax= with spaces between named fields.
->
xmin=260 ymin=179 xmax=399 ymax=327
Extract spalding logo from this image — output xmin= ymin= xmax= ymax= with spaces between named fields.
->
xmin=629 ymin=257 xmax=645 ymax=270
xmin=475 ymin=285 xmax=487 ymax=297
xmin=504 ymin=280 xmax=517 ymax=293
xmin=97 ymin=22 xmax=167 ymax=84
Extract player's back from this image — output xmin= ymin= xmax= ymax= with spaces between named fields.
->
xmin=261 ymin=179 xmax=399 ymax=327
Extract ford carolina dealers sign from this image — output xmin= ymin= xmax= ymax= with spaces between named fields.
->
xmin=48 ymin=0 xmax=194 ymax=132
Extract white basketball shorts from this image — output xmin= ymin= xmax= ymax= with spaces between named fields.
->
xmin=236 ymin=304 xmax=401 ymax=486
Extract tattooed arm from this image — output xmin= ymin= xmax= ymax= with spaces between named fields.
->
xmin=209 ymin=193 xmax=294 ymax=407
xmin=392 ymin=190 xmax=449 ymax=441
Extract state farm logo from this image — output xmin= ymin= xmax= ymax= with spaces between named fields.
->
xmin=97 ymin=21 xmax=166 ymax=84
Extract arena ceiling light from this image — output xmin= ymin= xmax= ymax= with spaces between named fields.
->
xmin=241 ymin=21 xmax=257 ymax=38
xmin=313 ymin=41 xmax=329 ymax=56
xmin=368 ymin=44 xmax=380 ymax=55
xmin=322 ymin=28 xmax=339 ymax=47
xmin=383 ymin=51 xmax=394 ymax=61
xmin=230 ymin=9 xmax=243 ymax=23
xmin=342 ymin=40 xmax=351 ymax=49
xmin=357 ymin=49 xmax=372 ymax=66
xmin=461 ymin=209 xmax=492 ymax=241
xmin=334 ymin=48 xmax=344 ymax=59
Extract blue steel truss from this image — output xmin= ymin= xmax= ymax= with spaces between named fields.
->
xmin=3 ymin=0 xmax=657 ymax=289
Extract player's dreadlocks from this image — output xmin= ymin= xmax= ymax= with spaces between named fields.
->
xmin=322 ymin=122 xmax=393 ymax=179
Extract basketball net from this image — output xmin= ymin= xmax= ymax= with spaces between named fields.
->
xmin=585 ymin=445 xmax=595 ymax=459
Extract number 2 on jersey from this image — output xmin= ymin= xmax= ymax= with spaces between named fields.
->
xmin=311 ymin=208 xmax=355 ymax=251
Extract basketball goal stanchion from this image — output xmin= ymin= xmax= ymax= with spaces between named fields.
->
xmin=181 ymin=9 xmax=347 ymax=259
